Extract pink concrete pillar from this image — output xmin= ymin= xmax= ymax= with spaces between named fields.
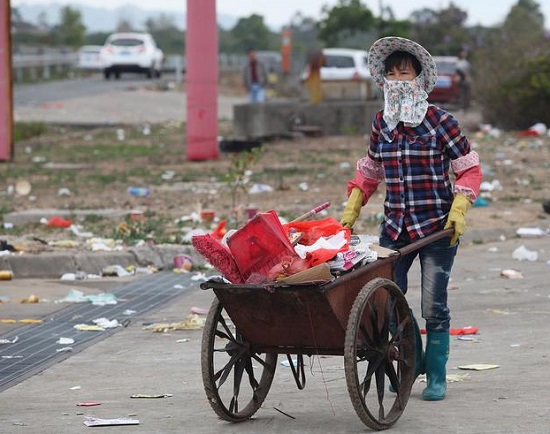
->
xmin=186 ymin=0 xmax=219 ymax=161
xmin=0 ymin=0 xmax=14 ymax=161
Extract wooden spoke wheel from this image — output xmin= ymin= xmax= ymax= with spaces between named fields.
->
xmin=344 ymin=278 xmax=416 ymax=430
xmin=201 ymin=297 xmax=277 ymax=422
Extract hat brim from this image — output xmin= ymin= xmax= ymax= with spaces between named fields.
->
xmin=368 ymin=37 xmax=437 ymax=93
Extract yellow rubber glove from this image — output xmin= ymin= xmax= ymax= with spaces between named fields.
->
xmin=444 ymin=194 xmax=472 ymax=245
xmin=340 ymin=187 xmax=363 ymax=229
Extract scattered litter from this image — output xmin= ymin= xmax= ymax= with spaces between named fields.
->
xmin=57 ymin=337 xmax=75 ymax=345
xmin=298 ymin=182 xmax=309 ymax=191
xmin=60 ymin=272 xmax=87 ymax=281
xmin=86 ymin=237 xmax=119 ymax=252
xmin=417 ymin=373 xmax=469 ymax=383
xmin=173 ymin=254 xmax=193 ymax=271
xmin=457 ymin=336 xmax=481 ymax=342
xmin=74 ymin=324 xmax=105 ymax=332
xmin=510 ymin=344 xmax=521 ymax=348
xmin=0 ymin=320 xmax=17 ymax=324
xmin=500 ymin=269 xmax=523 ymax=279
xmin=2 ymin=355 xmax=23 ymax=359
xmin=488 ymin=247 xmax=498 ymax=253
xmin=58 ymin=187 xmax=71 ymax=196
xmin=489 ymin=308 xmax=513 ymax=316
xmin=512 ymin=245 xmax=538 ymax=262
xmin=281 ymin=359 xmax=298 ymax=367
xmin=458 ymin=364 xmax=499 ymax=371
xmin=83 ymin=417 xmax=139 ymax=427
xmin=56 ymin=347 xmax=73 ymax=352
xmin=20 ymin=295 xmax=39 ymax=303
xmin=70 ymin=225 xmax=94 ymax=238
xmin=43 ymin=216 xmax=73 ymax=228
xmin=0 ymin=270 xmax=13 ymax=280
xmin=122 ymin=309 xmax=137 ymax=316
xmin=92 ymin=318 xmax=121 ymax=329
xmin=57 ymin=289 xmax=118 ymax=306
xmin=0 ymin=336 xmax=19 ymax=345
xmin=518 ymin=122 xmax=547 ymax=136
xmin=128 ymin=187 xmax=150 ymax=197
xmin=176 ymin=339 xmax=190 ymax=343
xmin=248 ymin=183 xmax=273 ymax=194
xmin=69 ymin=386 xmax=81 ymax=390
xmin=18 ymin=319 xmax=43 ymax=324
xmin=15 ymin=180 xmax=32 ymax=195
xmin=516 ymin=227 xmax=548 ymax=238
xmin=421 ymin=327 xmax=478 ymax=335
xmin=190 ymin=307 xmax=208 ymax=315
xmin=77 ymin=402 xmax=101 ymax=407
xmin=130 ymin=394 xmax=172 ymax=399
xmin=144 ymin=314 xmax=206 ymax=332
xmin=273 ymin=407 xmax=296 ymax=419
xmin=190 ymin=272 xmax=209 ymax=281
xmin=101 ymin=265 xmax=131 ymax=277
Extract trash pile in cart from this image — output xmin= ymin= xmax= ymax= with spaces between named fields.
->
xmin=191 ymin=203 xmax=395 ymax=285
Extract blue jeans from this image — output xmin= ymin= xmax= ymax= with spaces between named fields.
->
xmin=379 ymin=228 xmax=458 ymax=333
xmin=248 ymin=83 xmax=265 ymax=103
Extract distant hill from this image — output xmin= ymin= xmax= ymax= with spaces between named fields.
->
xmin=14 ymin=2 xmax=239 ymax=33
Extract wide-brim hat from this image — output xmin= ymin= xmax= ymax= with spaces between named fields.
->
xmin=368 ymin=37 xmax=437 ymax=93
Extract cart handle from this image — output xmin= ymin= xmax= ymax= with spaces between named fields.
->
xmin=397 ymin=228 xmax=454 ymax=257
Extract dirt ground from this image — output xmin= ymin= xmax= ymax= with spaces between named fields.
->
xmin=1 ymin=110 xmax=549 ymax=252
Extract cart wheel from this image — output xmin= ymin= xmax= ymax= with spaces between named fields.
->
xmin=201 ymin=297 xmax=277 ymax=422
xmin=344 ymin=277 xmax=415 ymax=431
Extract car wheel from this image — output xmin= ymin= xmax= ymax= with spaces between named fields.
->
xmin=103 ymin=69 xmax=111 ymax=80
xmin=114 ymin=71 xmax=121 ymax=79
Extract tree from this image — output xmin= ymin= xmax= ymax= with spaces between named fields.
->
xmin=144 ymin=14 xmax=184 ymax=55
xmin=474 ymin=0 xmax=550 ymax=128
xmin=409 ymin=2 xmax=470 ymax=55
xmin=230 ymin=14 xmax=274 ymax=53
xmin=316 ymin=0 xmax=376 ymax=48
xmin=116 ymin=18 xmax=134 ymax=33
xmin=53 ymin=6 xmax=86 ymax=48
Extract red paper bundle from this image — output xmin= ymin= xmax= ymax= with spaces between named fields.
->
xmin=191 ymin=234 xmax=244 ymax=284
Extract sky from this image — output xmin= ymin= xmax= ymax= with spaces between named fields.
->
xmin=11 ymin=0 xmax=550 ymax=29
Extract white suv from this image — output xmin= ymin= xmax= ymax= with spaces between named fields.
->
xmin=302 ymin=48 xmax=377 ymax=100
xmin=100 ymin=32 xmax=164 ymax=80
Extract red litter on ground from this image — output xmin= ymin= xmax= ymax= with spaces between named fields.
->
xmin=76 ymin=401 xmax=102 ymax=407
xmin=421 ymin=326 xmax=479 ymax=335
xmin=47 ymin=216 xmax=73 ymax=228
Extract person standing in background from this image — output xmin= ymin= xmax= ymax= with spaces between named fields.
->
xmin=243 ymin=48 xmax=268 ymax=103
xmin=456 ymin=49 xmax=471 ymax=110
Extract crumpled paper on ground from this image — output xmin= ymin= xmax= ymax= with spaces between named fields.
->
xmin=144 ymin=314 xmax=206 ymax=332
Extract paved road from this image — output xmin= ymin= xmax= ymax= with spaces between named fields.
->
xmin=0 ymin=235 xmax=549 ymax=433
xmin=13 ymin=74 xmax=246 ymax=124
xmin=13 ymin=73 xmax=159 ymax=106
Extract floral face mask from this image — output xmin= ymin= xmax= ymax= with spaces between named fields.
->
xmin=382 ymin=77 xmax=429 ymax=131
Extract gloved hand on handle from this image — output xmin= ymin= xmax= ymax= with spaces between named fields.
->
xmin=444 ymin=194 xmax=472 ymax=245
xmin=340 ymin=187 xmax=363 ymax=229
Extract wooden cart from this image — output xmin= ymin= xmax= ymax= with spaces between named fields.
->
xmin=199 ymin=230 xmax=452 ymax=430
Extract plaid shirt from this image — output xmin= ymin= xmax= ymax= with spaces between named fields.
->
xmin=366 ymin=105 xmax=473 ymax=240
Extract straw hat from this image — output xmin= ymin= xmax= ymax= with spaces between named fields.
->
xmin=368 ymin=37 xmax=437 ymax=93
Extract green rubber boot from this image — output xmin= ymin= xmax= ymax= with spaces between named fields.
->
xmin=421 ymin=331 xmax=449 ymax=401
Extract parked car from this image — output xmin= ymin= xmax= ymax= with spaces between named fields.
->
xmin=76 ymin=45 xmax=103 ymax=71
xmin=100 ymin=32 xmax=164 ymax=80
xmin=301 ymin=48 xmax=377 ymax=100
xmin=429 ymin=56 xmax=460 ymax=104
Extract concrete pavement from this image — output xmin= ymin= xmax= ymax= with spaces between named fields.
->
xmin=0 ymin=233 xmax=549 ymax=433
